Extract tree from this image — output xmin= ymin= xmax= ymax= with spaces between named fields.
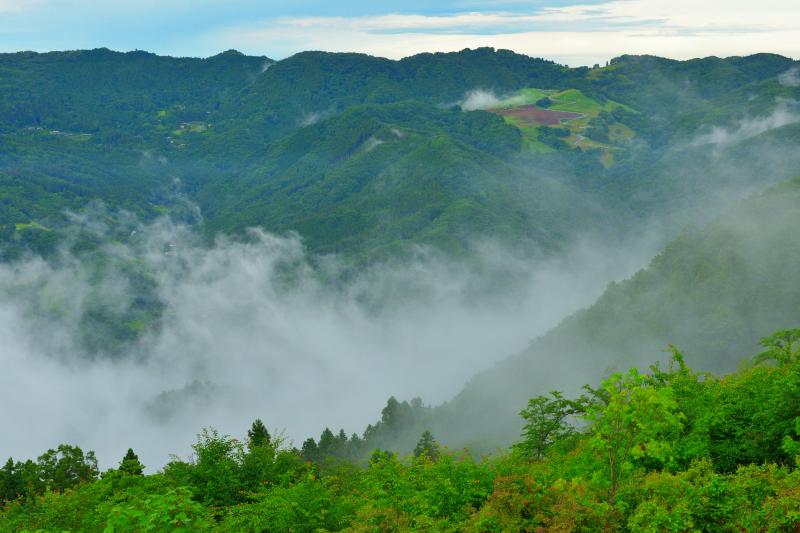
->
xmin=301 ymin=438 xmax=319 ymax=463
xmin=413 ymin=430 xmax=440 ymax=461
xmin=583 ymin=369 xmax=684 ymax=503
xmin=190 ymin=428 xmax=245 ymax=506
xmin=0 ymin=458 xmax=22 ymax=502
xmin=348 ymin=433 xmax=363 ymax=460
xmin=242 ymin=433 xmax=278 ymax=490
xmin=755 ymin=329 xmax=800 ymax=366
xmin=381 ymin=397 xmax=402 ymax=431
xmin=318 ymin=428 xmax=336 ymax=458
xmin=334 ymin=430 xmax=349 ymax=458
xmin=517 ymin=391 xmax=582 ymax=460
xmin=247 ymin=419 xmax=271 ymax=450
xmin=36 ymin=444 xmax=99 ymax=492
xmin=119 ymin=448 xmax=144 ymax=475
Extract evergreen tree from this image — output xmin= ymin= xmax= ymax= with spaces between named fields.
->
xmin=301 ymin=438 xmax=318 ymax=462
xmin=334 ymin=429 xmax=349 ymax=458
xmin=318 ymin=428 xmax=336 ymax=457
xmin=348 ymin=433 xmax=363 ymax=460
xmin=413 ymin=430 xmax=440 ymax=461
xmin=0 ymin=458 xmax=21 ymax=502
xmin=119 ymin=448 xmax=144 ymax=475
xmin=247 ymin=419 xmax=271 ymax=449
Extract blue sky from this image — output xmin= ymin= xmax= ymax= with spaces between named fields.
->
xmin=1 ymin=0 xmax=799 ymax=66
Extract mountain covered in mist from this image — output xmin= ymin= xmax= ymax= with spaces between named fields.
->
xmin=2 ymin=46 xmax=800 ymax=470
xmin=2 ymin=47 xmax=799 ymax=263
xmin=436 ymin=174 xmax=800 ymax=449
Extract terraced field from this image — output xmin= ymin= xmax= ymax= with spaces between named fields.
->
xmin=495 ymin=105 xmax=583 ymax=126
xmin=488 ymin=88 xmax=636 ymax=161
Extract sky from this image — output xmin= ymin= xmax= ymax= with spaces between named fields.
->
xmin=1 ymin=0 xmax=799 ymax=66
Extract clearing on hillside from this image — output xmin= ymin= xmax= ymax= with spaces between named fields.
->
xmin=494 ymin=105 xmax=583 ymax=126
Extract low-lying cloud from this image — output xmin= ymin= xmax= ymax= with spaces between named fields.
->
xmin=0 ymin=214 xmax=657 ymax=470
xmin=692 ymin=100 xmax=800 ymax=146
xmin=458 ymin=89 xmax=524 ymax=111
xmin=778 ymin=66 xmax=800 ymax=87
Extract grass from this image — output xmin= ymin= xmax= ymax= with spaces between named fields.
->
xmin=15 ymin=221 xmax=51 ymax=232
xmin=501 ymin=117 xmax=555 ymax=153
xmin=491 ymin=87 xmax=637 ymax=160
xmin=172 ymin=122 xmax=209 ymax=136
xmin=608 ymin=123 xmax=635 ymax=142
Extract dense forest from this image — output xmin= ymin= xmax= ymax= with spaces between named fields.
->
xmin=2 ymin=48 xmax=799 ymax=262
xmin=1 ymin=330 xmax=799 ymax=531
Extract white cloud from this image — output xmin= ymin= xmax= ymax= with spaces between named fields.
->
xmin=0 ymin=0 xmax=39 ymax=13
xmin=693 ymin=101 xmax=800 ymax=146
xmin=779 ymin=66 xmax=800 ymax=87
xmin=457 ymin=88 xmax=525 ymax=110
xmin=205 ymin=1 xmax=800 ymax=65
xmin=459 ymin=89 xmax=502 ymax=110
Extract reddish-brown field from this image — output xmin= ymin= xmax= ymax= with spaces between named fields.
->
xmin=493 ymin=105 xmax=583 ymax=126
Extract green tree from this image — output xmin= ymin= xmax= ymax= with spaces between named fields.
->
xmin=301 ymin=438 xmax=319 ymax=462
xmin=0 ymin=459 xmax=22 ymax=502
xmin=583 ymin=369 xmax=684 ymax=503
xmin=755 ymin=328 xmax=800 ymax=366
xmin=413 ymin=430 xmax=440 ymax=461
xmin=318 ymin=428 xmax=336 ymax=458
xmin=190 ymin=428 xmax=245 ymax=507
xmin=517 ymin=391 xmax=582 ymax=460
xmin=119 ymin=448 xmax=145 ymax=476
xmin=247 ymin=419 xmax=271 ymax=450
xmin=36 ymin=444 xmax=99 ymax=492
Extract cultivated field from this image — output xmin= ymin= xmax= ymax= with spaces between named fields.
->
xmin=495 ymin=105 xmax=583 ymax=126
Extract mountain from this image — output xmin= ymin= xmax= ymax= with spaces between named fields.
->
xmin=2 ymin=47 xmax=799 ymax=361
xmin=2 ymin=47 xmax=799 ymax=264
xmin=192 ymin=101 xmax=605 ymax=259
xmin=436 ymin=174 xmax=800 ymax=449
xmin=0 ymin=48 xmax=270 ymax=134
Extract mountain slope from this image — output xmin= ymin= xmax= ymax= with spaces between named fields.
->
xmin=1 ymin=48 xmax=799 ymax=266
xmin=437 ymin=174 xmax=800 ymax=448
xmin=192 ymin=101 xmax=607 ymax=258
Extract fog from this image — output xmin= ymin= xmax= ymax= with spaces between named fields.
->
xmin=0 ymin=214 xmax=660 ymax=470
xmin=779 ymin=66 xmax=800 ymax=87
xmin=458 ymin=89 xmax=523 ymax=111
xmin=692 ymin=100 xmax=800 ymax=146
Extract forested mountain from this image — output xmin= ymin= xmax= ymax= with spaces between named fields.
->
xmin=2 ymin=47 xmax=798 ymax=262
xmin=436 ymin=174 xmax=800 ymax=450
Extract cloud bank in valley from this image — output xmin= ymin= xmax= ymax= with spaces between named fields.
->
xmin=778 ymin=66 xmax=800 ymax=87
xmin=692 ymin=100 xmax=800 ymax=146
xmin=0 ymin=214 xmax=657 ymax=470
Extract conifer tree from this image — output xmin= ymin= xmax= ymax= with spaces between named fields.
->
xmin=247 ymin=419 xmax=271 ymax=449
xmin=301 ymin=438 xmax=318 ymax=462
xmin=413 ymin=430 xmax=440 ymax=461
xmin=119 ymin=448 xmax=144 ymax=475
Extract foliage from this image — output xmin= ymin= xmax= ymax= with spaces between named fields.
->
xmin=448 ymin=174 xmax=800 ymax=449
xmin=516 ymin=390 xmax=584 ymax=460
xmin=413 ymin=431 xmax=440 ymax=462
xmin=756 ymin=328 xmax=800 ymax=365
xmin=3 ymin=332 xmax=800 ymax=531
xmin=118 ymin=449 xmax=144 ymax=477
xmin=583 ymin=369 xmax=684 ymax=502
